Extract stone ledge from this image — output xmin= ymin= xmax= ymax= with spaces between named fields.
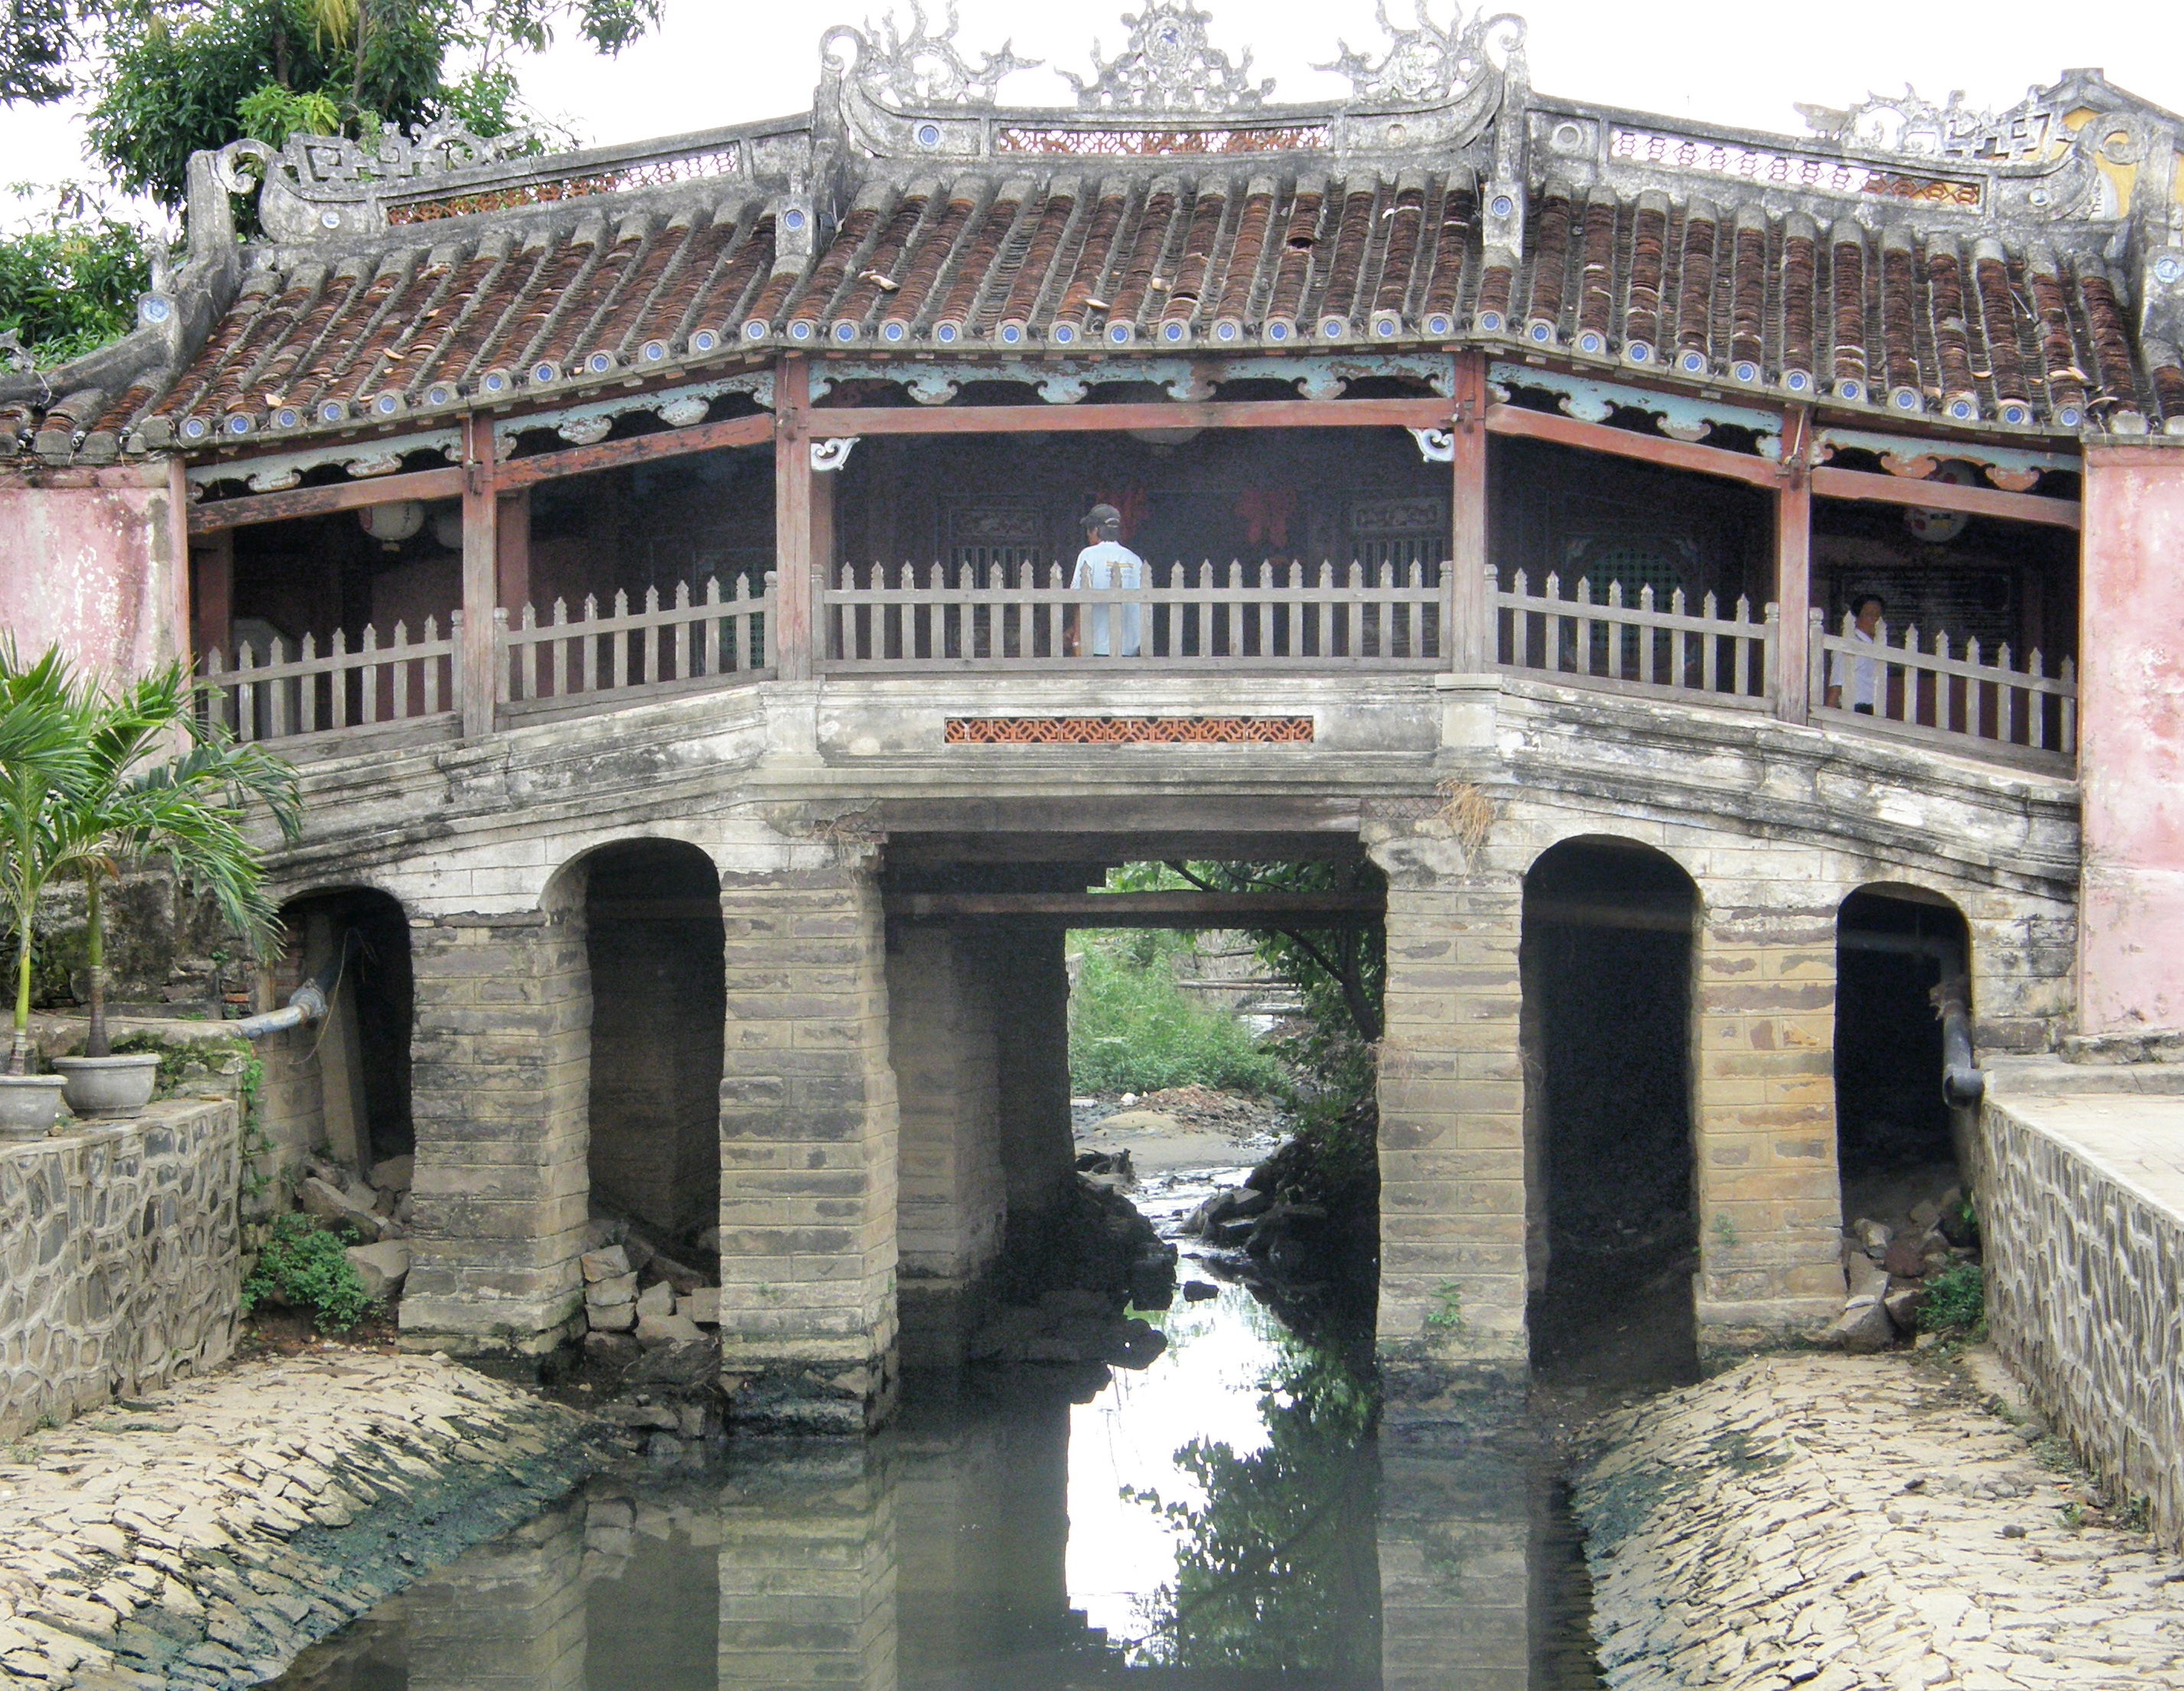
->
xmin=0 ymin=1351 xmax=601 ymax=1689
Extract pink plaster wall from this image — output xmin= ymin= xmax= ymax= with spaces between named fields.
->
xmin=0 ymin=467 xmax=186 ymax=684
xmin=2080 ymin=449 xmax=2184 ymax=1032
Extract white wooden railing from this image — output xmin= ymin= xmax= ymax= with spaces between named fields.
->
xmin=820 ymin=559 xmax=1445 ymax=670
xmin=497 ymin=574 xmax=775 ymax=717
xmin=1808 ymin=610 xmax=2075 ymax=767
xmin=1492 ymin=567 xmax=1776 ymax=707
xmin=200 ymin=618 xmax=461 ymax=746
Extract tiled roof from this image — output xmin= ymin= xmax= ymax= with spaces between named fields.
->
xmin=112 ymin=166 xmax=2182 ymax=453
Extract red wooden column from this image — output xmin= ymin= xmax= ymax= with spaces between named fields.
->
xmin=496 ymin=486 xmax=531 ymax=614
xmin=1450 ymin=351 xmax=1491 ymax=672
xmin=773 ymin=356 xmax=818 ymax=680
xmin=460 ymin=411 xmax=499 ymax=737
xmin=189 ymin=529 xmax=233 ymax=663
xmin=1775 ymin=407 xmax=1814 ymax=724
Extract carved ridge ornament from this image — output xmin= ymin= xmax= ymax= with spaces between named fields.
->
xmin=822 ymin=2 xmax=1040 ymax=108
xmin=946 ymin=717 xmax=1315 ymax=744
xmin=1063 ymin=2 xmax=1275 ymax=113
xmin=1796 ymin=84 xmax=2067 ymax=165
xmin=1318 ymin=1 xmax=1526 ymax=111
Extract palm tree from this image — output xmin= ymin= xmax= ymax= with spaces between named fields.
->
xmin=0 ymin=646 xmax=94 ymax=1076
xmin=1 ymin=644 xmax=302 ymax=1074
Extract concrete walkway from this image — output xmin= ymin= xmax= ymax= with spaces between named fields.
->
xmin=0 ymin=1351 xmax=597 ymax=1689
xmin=1575 ymin=1351 xmax=2184 ymax=1691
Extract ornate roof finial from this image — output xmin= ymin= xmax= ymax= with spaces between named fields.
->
xmin=1795 ymin=83 xmax=2065 ymax=163
xmin=1319 ymin=1 xmax=1526 ymax=109
xmin=824 ymin=2 xmax=1040 ymax=108
xmin=1062 ymin=2 xmax=1275 ymax=114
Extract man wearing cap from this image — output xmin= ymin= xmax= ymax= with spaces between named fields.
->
xmin=1071 ymin=503 xmax=1144 ymax=659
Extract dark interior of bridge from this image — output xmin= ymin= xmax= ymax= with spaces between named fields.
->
xmin=1834 ymin=885 xmax=1970 ymax=1188
xmin=278 ymin=886 xmax=415 ymax=1166
xmin=1521 ymin=837 xmax=1701 ymax=1387
xmin=583 ymin=839 xmax=727 ymax=1247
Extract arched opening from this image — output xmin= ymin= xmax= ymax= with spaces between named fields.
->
xmin=1834 ymin=885 xmax=1972 ymax=1217
xmin=580 ymin=840 xmax=726 ymax=1254
xmin=272 ymin=886 xmax=413 ymax=1172
xmin=1521 ymin=837 xmax=1699 ymax=1384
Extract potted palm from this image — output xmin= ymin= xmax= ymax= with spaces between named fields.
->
xmin=3 ymin=645 xmax=300 ymax=1130
xmin=2 ymin=647 xmax=93 ymax=1136
xmin=51 ymin=659 xmax=301 ymax=1117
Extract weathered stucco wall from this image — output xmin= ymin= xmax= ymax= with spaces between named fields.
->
xmin=0 ymin=1098 xmax=241 ymax=1439
xmin=1977 ymin=1063 xmax=2184 ymax=1550
xmin=2080 ymin=448 xmax=2184 ymax=1034
xmin=0 ymin=466 xmax=185 ymax=679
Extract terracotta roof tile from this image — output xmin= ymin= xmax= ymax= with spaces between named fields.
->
xmin=110 ymin=158 xmax=2173 ymax=456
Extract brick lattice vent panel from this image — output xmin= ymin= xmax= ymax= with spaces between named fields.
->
xmin=944 ymin=716 xmax=1315 ymax=745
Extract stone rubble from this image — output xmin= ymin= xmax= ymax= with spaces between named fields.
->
xmin=1574 ymin=1351 xmax=2184 ymax=1691
xmin=0 ymin=1351 xmax=597 ymax=1689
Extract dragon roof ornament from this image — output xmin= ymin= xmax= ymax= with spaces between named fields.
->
xmin=1318 ymin=1 xmax=1526 ymax=110
xmin=1061 ymin=2 xmax=1275 ymax=113
xmin=820 ymin=2 xmax=1040 ymax=107
xmin=1795 ymin=85 xmax=2070 ymax=164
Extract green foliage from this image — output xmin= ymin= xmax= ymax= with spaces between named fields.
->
xmin=1067 ymin=927 xmax=1288 ymax=1097
xmin=1423 ymin=1280 xmax=1463 ymax=1335
xmin=1916 ymin=1260 xmax=1985 ymax=1337
xmin=67 ymin=0 xmax=662 ymax=210
xmin=0 ymin=184 xmax=161 ymax=367
xmin=1121 ymin=1344 xmax=1378 ymax=1670
xmin=242 ymin=1211 xmax=373 ymax=1330
xmin=0 ymin=643 xmax=301 ymax=1072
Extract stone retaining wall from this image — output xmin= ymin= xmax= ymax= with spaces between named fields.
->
xmin=1979 ymin=1065 xmax=2184 ymax=1549
xmin=0 ymin=1098 xmax=242 ymax=1440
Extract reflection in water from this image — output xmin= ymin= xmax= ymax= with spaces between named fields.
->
xmin=276 ymin=1286 xmax=1603 ymax=1689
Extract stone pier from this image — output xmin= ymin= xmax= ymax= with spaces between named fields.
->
xmin=402 ymin=903 xmax=592 ymax=1356
xmin=715 ymin=860 xmax=900 ymax=1432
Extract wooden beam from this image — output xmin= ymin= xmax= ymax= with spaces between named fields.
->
xmin=1811 ymin=464 xmax=2081 ymax=529
xmin=458 ymin=413 xmax=496 ymax=739
xmin=1776 ymin=407 xmax=1813 ymax=725
xmin=1450 ymin=352 xmax=1489 ymax=671
xmin=774 ymin=356 xmax=814 ymax=681
xmin=883 ymin=890 xmax=1382 ymax=925
xmin=806 ymin=396 xmax=1453 ymax=437
xmin=1484 ymin=402 xmax=1785 ymax=489
xmin=494 ymin=411 xmax=775 ymax=490
xmin=495 ymin=486 xmax=530 ymax=611
xmin=186 ymin=464 xmax=465 ymax=534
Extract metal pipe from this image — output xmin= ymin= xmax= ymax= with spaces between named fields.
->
xmin=230 ymin=932 xmax=353 ymax=1041
xmin=1935 ymin=971 xmax=1985 ymax=1107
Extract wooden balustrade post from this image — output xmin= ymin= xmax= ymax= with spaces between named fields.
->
xmin=1775 ymin=406 xmax=1813 ymax=724
xmin=460 ymin=411 xmax=499 ymax=737
xmin=1449 ymin=351 xmax=1490 ymax=672
xmin=773 ymin=356 xmax=817 ymax=680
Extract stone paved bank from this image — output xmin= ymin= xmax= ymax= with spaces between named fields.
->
xmin=1574 ymin=1353 xmax=2184 ymax=1690
xmin=0 ymin=1352 xmax=597 ymax=1688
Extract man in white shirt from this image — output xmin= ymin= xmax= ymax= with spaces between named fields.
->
xmin=1825 ymin=593 xmax=1886 ymax=714
xmin=1071 ymin=503 xmax=1144 ymax=658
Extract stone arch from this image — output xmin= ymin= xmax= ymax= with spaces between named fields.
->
xmin=1835 ymin=881 xmax=1973 ymax=1200
xmin=1520 ymin=834 xmax=1701 ymax=1384
xmin=269 ymin=883 xmax=415 ymax=1177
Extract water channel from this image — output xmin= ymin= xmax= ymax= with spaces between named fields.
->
xmin=273 ymin=1163 xmax=1615 ymax=1690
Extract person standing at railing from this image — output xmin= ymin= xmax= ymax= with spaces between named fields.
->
xmin=1825 ymin=593 xmax=1886 ymax=715
xmin=1070 ymin=503 xmax=1144 ymax=659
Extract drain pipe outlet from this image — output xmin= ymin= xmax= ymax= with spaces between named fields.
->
xmin=230 ymin=935 xmax=353 ymax=1040
xmin=1934 ymin=972 xmax=1984 ymax=1108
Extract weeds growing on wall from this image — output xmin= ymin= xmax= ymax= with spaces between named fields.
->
xmin=1068 ymin=928 xmax=1289 ymax=1097
xmin=241 ymin=1212 xmax=373 ymax=1332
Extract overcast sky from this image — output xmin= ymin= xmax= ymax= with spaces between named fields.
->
xmin=4 ymin=0 xmax=2181 ymax=231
